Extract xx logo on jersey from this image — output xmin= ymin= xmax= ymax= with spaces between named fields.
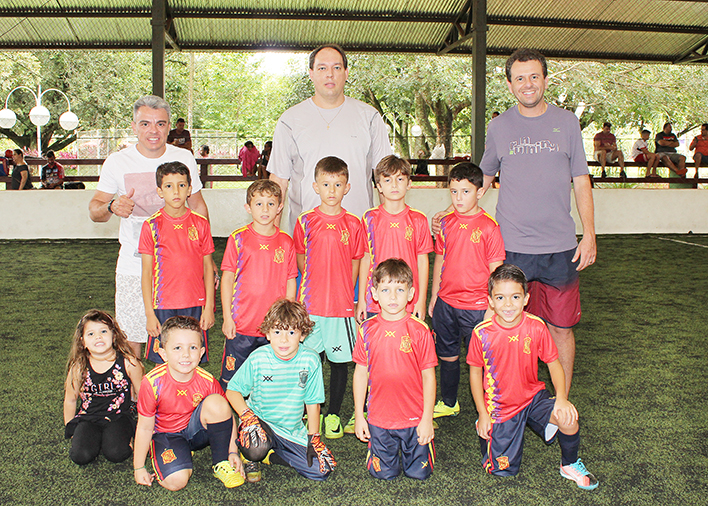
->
xmin=508 ymin=334 xmax=519 ymax=342
xmin=177 ymin=389 xmax=187 ymax=396
xmin=263 ymin=375 xmax=273 ymax=382
xmin=173 ymin=224 xmax=183 ymax=230
xmin=332 ymin=346 xmax=342 ymax=353
xmin=385 ymin=330 xmax=396 ymax=337
xmin=326 ymin=223 xmax=336 ymax=230
xmin=389 ymin=222 xmax=400 ymax=228
xmin=259 ymin=244 xmax=269 ymax=250
xmin=459 ymin=223 xmax=468 ymax=229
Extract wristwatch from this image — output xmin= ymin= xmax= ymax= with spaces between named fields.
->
xmin=108 ymin=198 xmax=116 ymax=214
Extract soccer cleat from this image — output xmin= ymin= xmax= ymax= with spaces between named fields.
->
xmin=560 ymin=459 xmax=599 ymax=490
xmin=213 ymin=460 xmax=245 ymax=488
xmin=433 ymin=400 xmax=460 ymax=419
xmin=324 ymin=414 xmax=343 ymax=439
xmin=242 ymin=458 xmax=262 ymax=483
xmin=262 ymin=449 xmax=275 ymax=465
xmin=343 ymin=413 xmax=357 ymax=434
xmin=303 ymin=413 xmax=324 ymax=434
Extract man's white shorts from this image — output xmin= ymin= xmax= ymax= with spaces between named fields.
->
xmin=115 ymin=273 xmax=147 ymax=343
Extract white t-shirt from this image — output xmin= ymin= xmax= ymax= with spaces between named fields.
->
xmin=269 ymin=96 xmax=391 ymax=232
xmin=631 ymin=139 xmax=648 ymax=159
xmin=96 ymin=144 xmax=203 ymax=276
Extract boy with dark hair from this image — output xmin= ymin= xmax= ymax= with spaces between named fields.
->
xmin=220 ymin=179 xmax=297 ymax=389
xmin=356 ymin=155 xmax=433 ymax=322
xmin=631 ymin=130 xmax=661 ymax=178
xmin=226 ymin=299 xmax=336 ymax=483
xmin=467 ymin=264 xmax=598 ymax=490
xmin=133 ymin=316 xmax=244 ymax=490
xmin=428 ymin=162 xmax=505 ymax=419
xmin=139 ymin=161 xmax=215 ymax=364
xmin=40 ymin=150 xmax=65 ymax=189
xmin=293 ymin=156 xmax=366 ymax=439
xmin=353 ymin=258 xmax=438 ymax=480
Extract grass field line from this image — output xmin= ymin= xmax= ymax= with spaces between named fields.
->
xmin=656 ymin=236 xmax=708 ymax=248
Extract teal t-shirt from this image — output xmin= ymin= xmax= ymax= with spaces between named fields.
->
xmin=228 ymin=345 xmax=324 ymax=445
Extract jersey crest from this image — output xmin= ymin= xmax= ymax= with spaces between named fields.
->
xmin=188 ymin=224 xmax=198 ymax=241
xmin=399 ymin=334 xmax=412 ymax=353
xmin=274 ymin=246 xmax=285 ymax=264
xmin=469 ymin=227 xmax=482 ymax=243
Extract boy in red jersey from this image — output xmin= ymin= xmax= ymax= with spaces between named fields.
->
xmin=352 ymin=259 xmax=437 ymax=480
xmin=428 ymin=163 xmax=505 ymax=419
xmin=133 ymin=316 xmax=244 ymax=490
xmin=293 ymin=156 xmax=366 ymax=439
xmin=356 ymin=155 xmax=433 ymax=322
xmin=139 ymin=162 xmax=215 ymax=363
xmin=467 ymin=264 xmax=598 ymax=490
xmin=220 ymin=180 xmax=297 ymax=389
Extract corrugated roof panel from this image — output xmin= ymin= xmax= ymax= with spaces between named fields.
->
xmin=170 ymin=0 xmax=463 ymax=16
xmin=176 ymin=18 xmax=448 ymax=51
xmin=0 ymin=17 xmax=149 ymax=46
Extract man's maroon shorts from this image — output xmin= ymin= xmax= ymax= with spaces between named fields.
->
xmin=505 ymin=249 xmax=581 ymax=328
xmin=634 ymin=154 xmax=648 ymax=163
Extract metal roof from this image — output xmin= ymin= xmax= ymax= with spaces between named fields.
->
xmin=1 ymin=0 xmax=707 ymax=63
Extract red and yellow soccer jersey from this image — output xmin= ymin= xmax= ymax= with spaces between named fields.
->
xmin=435 ymin=208 xmax=505 ymax=310
xmin=693 ymin=135 xmax=708 ymax=156
xmin=466 ymin=312 xmax=559 ymax=424
xmin=138 ymin=209 xmax=215 ymax=310
xmin=352 ymin=314 xmax=438 ymax=429
xmin=138 ymin=363 xmax=225 ymax=433
xmin=362 ymin=205 xmax=434 ymax=313
xmin=294 ymin=207 xmax=366 ymax=317
xmin=221 ymin=224 xmax=297 ymax=336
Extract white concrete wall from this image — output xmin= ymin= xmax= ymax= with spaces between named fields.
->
xmin=1 ymin=187 xmax=707 ymax=240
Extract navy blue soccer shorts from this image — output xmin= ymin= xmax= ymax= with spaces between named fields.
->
xmin=366 ymin=423 xmax=435 ymax=480
xmin=479 ymin=389 xmax=558 ymax=476
xmin=150 ymin=401 xmax=209 ymax=481
xmin=432 ymin=297 xmax=486 ymax=358
xmin=147 ymin=306 xmax=209 ymax=364
xmin=220 ymin=332 xmax=269 ymax=390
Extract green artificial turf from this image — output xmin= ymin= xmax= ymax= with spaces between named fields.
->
xmin=1 ymin=235 xmax=707 ymax=506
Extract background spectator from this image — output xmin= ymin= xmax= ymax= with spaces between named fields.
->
xmin=593 ymin=122 xmax=626 ymax=178
xmin=11 ymin=149 xmax=33 ymax=190
xmin=689 ymin=123 xmax=708 ymax=178
xmin=630 ymin=130 xmax=661 ymax=178
xmin=238 ymin=140 xmax=260 ymax=176
xmin=41 ymin=150 xmax=65 ymax=189
xmin=199 ymin=145 xmax=210 ymax=158
xmin=655 ymin=122 xmax=687 ymax=176
xmin=167 ymin=117 xmax=192 ymax=152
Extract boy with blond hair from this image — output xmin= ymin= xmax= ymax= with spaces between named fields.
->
xmin=139 ymin=161 xmax=215 ymax=364
xmin=356 ymin=155 xmax=433 ymax=322
xmin=293 ymin=156 xmax=366 ymax=439
xmin=220 ymin=180 xmax=297 ymax=389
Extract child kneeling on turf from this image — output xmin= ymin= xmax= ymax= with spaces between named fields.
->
xmin=226 ymin=299 xmax=336 ymax=483
xmin=467 ymin=264 xmax=598 ymax=490
xmin=133 ymin=316 xmax=244 ymax=490
xmin=353 ymin=258 xmax=438 ymax=480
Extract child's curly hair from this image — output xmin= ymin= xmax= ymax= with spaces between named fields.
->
xmin=259 ymin=299 xmax=315 ymax=337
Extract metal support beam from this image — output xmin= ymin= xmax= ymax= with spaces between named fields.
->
xmin=470 ymin=0 xmax=486 ymax=164
xmin=674 ymin=36 xmax=708 ymax=63
xmin=151 ymin=0 xmax=166 ymax=98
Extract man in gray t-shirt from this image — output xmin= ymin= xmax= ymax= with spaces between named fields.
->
xmin=268 ymin=45 xmax=391 ymax=233
xmin=479 ymin=49 xmax=596 ymax=394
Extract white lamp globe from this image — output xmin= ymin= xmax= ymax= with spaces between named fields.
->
xmin=29 ymin=105 xmax=50 ymax=126
xmin=59 ymin=111 xmax=79 ymax=130
xmin=411 ymin=125 xmax=423 ymax=137
xmin=0 ymin=108 xmax=17 ymax=129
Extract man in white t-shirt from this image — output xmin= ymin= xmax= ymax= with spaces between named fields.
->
xmin=89 ymin=95 xmax=209 ymax=356
xmin=268 ymin=44 xmax=391 ymax=232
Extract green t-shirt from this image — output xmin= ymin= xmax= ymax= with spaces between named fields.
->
xmin=228 ymin=345 xmax=324 ymax=445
